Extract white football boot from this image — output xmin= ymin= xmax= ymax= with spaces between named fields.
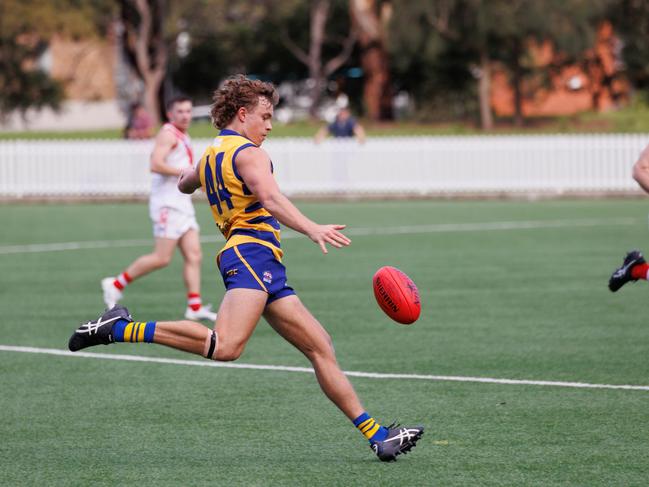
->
xmin=101 ymin=277 xmax=123 ymax=309
xmin=184 ymin=304 xmax=217 ymax=321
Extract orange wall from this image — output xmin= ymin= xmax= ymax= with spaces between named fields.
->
xmin=490 ymin=22 xmax=629 ymax=117
xmin=49 ymin=34 xmax=116 ymax=101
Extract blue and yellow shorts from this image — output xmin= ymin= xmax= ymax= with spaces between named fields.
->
xmin=217 ymin=243 xmax=295 ymax=304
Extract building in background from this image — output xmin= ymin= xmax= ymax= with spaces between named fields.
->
xmin=491 ymin=22 xmax=629 ymax=118
xmin=1 ymin=29 xmax=125 ymax=132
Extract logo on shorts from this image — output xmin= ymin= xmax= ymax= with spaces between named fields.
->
xmin=263 ymin=271 xmax=273 ymax=284
xmin=226 ymin=268 xmax=238 ymax=277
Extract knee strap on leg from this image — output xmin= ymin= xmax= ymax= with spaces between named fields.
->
xmin=203 ymin=330 xmax=218 ymax=360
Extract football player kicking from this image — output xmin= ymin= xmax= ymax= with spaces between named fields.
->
xmin=101 ymin=96 xmax=216 ymax=321
xmin=69 ymin=75 xmax=423 ymax=462
xmin=609 ymin=143 xmax=649 ymax=291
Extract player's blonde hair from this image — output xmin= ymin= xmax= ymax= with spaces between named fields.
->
xmin=210 ymin=75 xmax=279 ymax=129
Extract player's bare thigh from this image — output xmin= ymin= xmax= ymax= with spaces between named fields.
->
xmin=213 ymin=288 xmax=267 ymax=361
xmin=177 ymin=228 xmax=201 ymax=261
xmin=145 ymin=237 xmax=177 ymax=269
xmin=263 ymin=295 xmax=333 ymax=358
xmin=264 ymin=295 xmax=363 ymax=421
xmin=153 ymin=237 xmax=178 ymax=259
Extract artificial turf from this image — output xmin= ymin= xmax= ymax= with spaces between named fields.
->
xmin=1 ymin=199 xmax=649 ymax=486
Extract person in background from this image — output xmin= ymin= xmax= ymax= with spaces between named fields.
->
xmin=315 ymin=107 xmax=365 ymax=144
xmin=124 ymin=102 xmax=154 ymax=140
xmin=104 ymin=96 xmax=216 ymax=321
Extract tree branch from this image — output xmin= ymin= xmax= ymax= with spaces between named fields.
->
xmin=324 ymin=30 xmax=357 ymax=76
xmin=134 ymin=0 xmax=152 ymax=79
xmin=280 ymin=30 xmax=310 ymax=67
xmin=350 ymin=0 xmax=380 ymax=39
xmin=309 ymin=0 xmax=328 ymax=74
xmin=424 ymin=1 xmax=459 ymax=41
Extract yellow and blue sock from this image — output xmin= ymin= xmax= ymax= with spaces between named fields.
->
xmin=353 ymin=412 xmax=389 ymax=444
xmin=112 ymin=320 xmax=156 ymax=343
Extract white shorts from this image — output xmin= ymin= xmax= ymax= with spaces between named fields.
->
xmin=151 ymin=207 xmax=199 ymax=240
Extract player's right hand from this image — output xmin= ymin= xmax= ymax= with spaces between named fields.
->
xmin=308 ymin=224 xmax=351 ymax=254
xmin=178 ymin=165 xmax=201 ymax=194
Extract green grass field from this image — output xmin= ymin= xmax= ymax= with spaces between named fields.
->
xmin=2 ymin=199 xmax=649 ymax=486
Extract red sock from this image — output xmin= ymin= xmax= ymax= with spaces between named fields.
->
xmin=631 ymin=263 xmax=649 ymax=280
xmin=113 ymin=272 xmax=132 ymax=291
xmin=188 ymin=292 xmax=202 ymax=311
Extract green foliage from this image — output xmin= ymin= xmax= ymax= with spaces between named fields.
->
xmin=543 ymin=0 xmax=613 ymax=58
xmin=0 ymin=37 xmax=64 ymax=121
xmin=388 ymin=0 xmax=613 ymax=123
xmin=3 ymin=0 xmax=649 ymax=128
xmin=609 ymin=0 xmax=649 ymax=95
xmin=169 ymin=0 xmax=306 ymax=100
xmin=388 ymin=2 xmax=476 ymax=122
xmin=0 ymin=0 xmax=110 ymax=39
xmin=170 ymin=36 xmax=229 ymax=104
xmin=169 ymin=0 xmax=356 ymax=102
xmin=0 ymin=0 xmax=113 ymax=121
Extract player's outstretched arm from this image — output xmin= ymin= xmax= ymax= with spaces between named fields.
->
xmin=237 ymin=147 xmax=351 ymax=254
xmin=178 ymin=164 xmax=201 ymax=194
xmin=632 ymin=144 xmax=649 ymax=194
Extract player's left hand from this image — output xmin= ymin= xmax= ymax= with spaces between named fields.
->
xmin=308 ymin=224 xmax=351 ymax=254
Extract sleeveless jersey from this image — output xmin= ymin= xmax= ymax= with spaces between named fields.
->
xmin=150 ymin=123 xmax=195 ymax=215
xmin=198 ymin=129 xmax=282 ymax=260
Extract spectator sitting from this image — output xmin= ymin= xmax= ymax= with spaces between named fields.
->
xmin=315 ymin=107 xmax=365 ymax=144
xmin=124 ymin=102 xmax=154 ymax=139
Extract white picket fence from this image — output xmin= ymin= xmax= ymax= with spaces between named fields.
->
xmin=0 ymin=134 xmax=647 ymax=198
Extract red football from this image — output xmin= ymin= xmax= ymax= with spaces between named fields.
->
xmin=372 ymin=266 xmax=421 ymax=324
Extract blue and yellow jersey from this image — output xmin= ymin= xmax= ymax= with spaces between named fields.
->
xmin=198 ymin=129 xmax=283 ymax=260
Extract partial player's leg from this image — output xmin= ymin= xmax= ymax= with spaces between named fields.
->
xmin=178 ymin=228 xmax=216 ymax=320
xmin=178 ymin=228 xmax=202 ymax=295
xmin=101 ymin=237 xmax=177 ymax=307
xmin=126 ymin=237 xmax=177 ymax=278
xmin=69 ymin=288 xmax=267 ymax=360
xmin=609 ymin=249 xmax=648 ymax=292
xmin=263 ymin=295 xmax=363 ymax=419
xmin=68 ymin=305 xmax=208 ymax=355
xmin=156 ymin=288 xmax=266 ymax=358
xmin=211 ymin=288 xmax=267 ymax=360
xmin=263 ymin=295 xmax=423 ymax=461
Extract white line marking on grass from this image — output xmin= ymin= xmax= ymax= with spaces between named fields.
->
xmin=2 ymin=345 xmax=648 ymax=392
xmin=0 ymin=217 xmax=636 ymax=255
xmin=0 ymin=238 xmax=155 ymax=254
xmin=322 ymin=217 xmax=638 ymax=238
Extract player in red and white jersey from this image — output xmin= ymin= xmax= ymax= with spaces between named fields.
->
xmin=101 ymin=96 xmax=216 ymax=321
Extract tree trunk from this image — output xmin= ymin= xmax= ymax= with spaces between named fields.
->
xmin=119 ymin=0 xmax=168 ymax=126
xmin=281 ymin=0 xmax=356 ymax=119
xmin=478 ymin=49 xmax=493 ymax=130
xmin=307 ymin=0 xmax=328 ymax=118
xmin=350 ymin=0 xmax=393 ymax=121
xmin=511 ymin=40 xmax=524 ymax=127
xmin=142 ymin=71 xmax=164 ymax=126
